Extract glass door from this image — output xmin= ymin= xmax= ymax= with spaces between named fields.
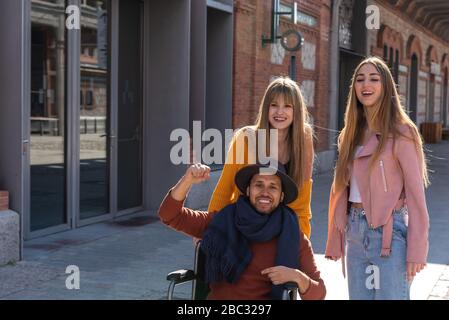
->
xmin=117 ymin=0 xmax=143 ymax=213
xmin=29 ymin=0 xmax=69 ymax=234
xmin=79 ymin=0 xmax=111 ymax=221
xmin=28 ymin=0 xmax=143 ymax=238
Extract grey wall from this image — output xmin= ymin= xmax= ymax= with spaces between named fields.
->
xmin=190 ymin=0 xmax=207 ymax=134
xmin=328 ymin=0 xmax=341 ymax=151
xmin=191 ymin=0 xmax=233 ymax=165
xmin=205 ymin=7 xmax=233 ymax=144
xmin=0 ymin=0 xmax=26 ymax=255
xmin=0 ymin=1 xmax=25 ymax=226
xmin=144 ymin=0 xmax=191 ymax=210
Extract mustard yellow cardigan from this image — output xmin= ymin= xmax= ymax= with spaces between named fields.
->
xmin=208 ymin=127 xmax=313 ymax=238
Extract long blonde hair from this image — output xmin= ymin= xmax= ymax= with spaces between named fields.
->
xmin=333 ymin=56 xmax=429 ymax=192
xmin=252 ymin=76 xmax=313 ymax=189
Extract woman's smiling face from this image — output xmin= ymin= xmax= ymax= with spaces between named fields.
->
xmin=268 ymin=94 xmax=294 ymax=131
xmin=354 ymin=63 xmax=383 ymax=108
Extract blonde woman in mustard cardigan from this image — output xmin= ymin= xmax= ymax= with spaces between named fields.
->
xmin=208 ymin=76 xmax=315 ymax=238
xmin=325 ymin=57 xmax=430 ymax=300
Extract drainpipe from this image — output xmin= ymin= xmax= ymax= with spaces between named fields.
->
xmin=328 ymin=0 xmax=341 ymax=155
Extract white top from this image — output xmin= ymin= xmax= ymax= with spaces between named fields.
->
xmin=349 ymin=146 xmax=364 ymax=203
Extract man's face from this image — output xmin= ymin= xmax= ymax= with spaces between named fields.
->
xmin=246 ymin=173 xmax=284 ymax=214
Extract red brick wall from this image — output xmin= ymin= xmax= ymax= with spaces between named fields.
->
xmin=0 ymin=191 xmax=9 ymax=211
xmin=233 ymin=0 xmax=331 ymax=152
xmin=315 ymin=0 xmax=331 ymax=152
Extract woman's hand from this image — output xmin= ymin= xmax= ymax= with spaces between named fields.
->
xmin=261 ymin=266 xmax=310 ymax=294
xmin=325 ymin=256 xmax=340 ymax=261
xmin=406 ymin=262 xmax=426 ymax=281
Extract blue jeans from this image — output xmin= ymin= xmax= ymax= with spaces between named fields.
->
xmin=346 ymin=206 xmax=411 ymax=300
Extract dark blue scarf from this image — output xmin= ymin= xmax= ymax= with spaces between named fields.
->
xmin=201 ymin=196 xmax=300 ymax=299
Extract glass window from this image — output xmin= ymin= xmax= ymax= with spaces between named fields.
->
xmin=30 ymin=0 xmax=67 ymax=231
xmin=79 ymin=0 xmax=110 ymax=219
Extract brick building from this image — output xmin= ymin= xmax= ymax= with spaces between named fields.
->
xmin=232 ymin=0 xmax=449 ymax=173
xmin=368 ymin=0 xmax=449 ymax=130
xmin=233 ymin=0 xmax=334 ymax=172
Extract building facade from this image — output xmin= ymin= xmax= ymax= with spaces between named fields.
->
xmin=0 ymin=0 xmax=234 ymax=255
xmin=233 ymin=0 xmax=335 ymax=172
xmin=1 ymin=0 xmax=448 ymax=261
xmin=368 ymin=0 xmax=449 ymax=129
xmin=233 ymin=0 xmax=449 ymax=175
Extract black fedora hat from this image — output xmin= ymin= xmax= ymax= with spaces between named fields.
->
xmin=234 ymin=161 xmax=298 ymax=204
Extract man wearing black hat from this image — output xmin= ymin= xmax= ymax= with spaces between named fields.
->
xmin=159 ymin=162 xmax=326 ymax=300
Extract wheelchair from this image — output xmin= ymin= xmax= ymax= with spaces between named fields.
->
xmin=166 ymin=241 xmax=299 ymax=300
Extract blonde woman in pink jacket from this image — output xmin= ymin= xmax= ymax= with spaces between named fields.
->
xmin=325 ymin=56 xmax=430 ymax=300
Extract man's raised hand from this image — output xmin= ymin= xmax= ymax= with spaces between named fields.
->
xmin=185 ymin=163 xmax=211 ymax=185
xmin=171 ymin=163 xmax=211 ymax=201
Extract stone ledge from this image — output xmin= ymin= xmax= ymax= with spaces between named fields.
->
xmin=0 ymin=210 xmax=20 ymax=266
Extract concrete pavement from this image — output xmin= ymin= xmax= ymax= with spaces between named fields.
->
xmin=0 ymin=141 xmax=448 ymax=300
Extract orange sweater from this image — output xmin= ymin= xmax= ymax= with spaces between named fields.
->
xmin=208 ymin=127 xmax=313 ymax=238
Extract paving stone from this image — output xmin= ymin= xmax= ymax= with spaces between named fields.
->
xmin=430 ymin=285 xmax=449 ymax=298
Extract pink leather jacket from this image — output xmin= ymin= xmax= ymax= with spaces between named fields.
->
xmin=325 ymin=125 xmax=429 ymax=276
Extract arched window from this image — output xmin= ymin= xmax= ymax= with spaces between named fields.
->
xmin=410 ymin=54 xmax=419 ymax=123
xmin=394 ymin=49 xmax=399 ymax=84
xmin=389 ymin=47 xmax=394 ymax=69
xmin=443 ymin=67 xmax=448 ymax=127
